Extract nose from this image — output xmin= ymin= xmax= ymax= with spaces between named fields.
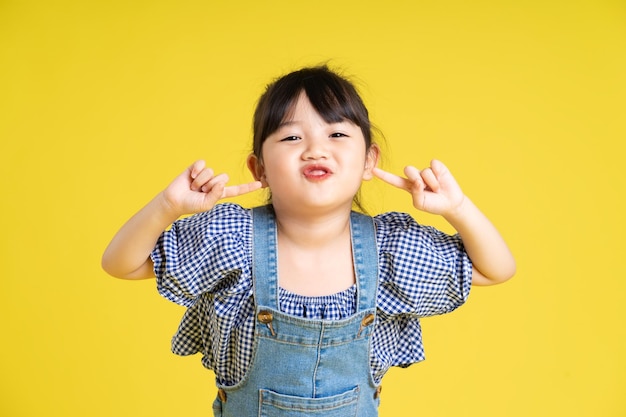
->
xmin=301 ymin=137 xmax=328 ymax=160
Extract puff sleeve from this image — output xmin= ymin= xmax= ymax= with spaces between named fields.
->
xmin=374 ymin=211 xmax=472 ymax=319
xmin=151 ymin=203 xmax=253 ymax=307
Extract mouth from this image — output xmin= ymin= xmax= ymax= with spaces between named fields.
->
xmin=302 ymin=164 xmax=333 ymax=180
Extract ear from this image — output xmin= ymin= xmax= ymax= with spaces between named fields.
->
xmin=247 ymin=154 xmax=268 ymax=187
xmin=362 ymin=144 xmax=380 ymax=181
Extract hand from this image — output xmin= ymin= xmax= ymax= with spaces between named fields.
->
xmin=161 ymin=160 xmax=263 ymax=215
xmin=373 ymin=159 xmax=465 ymax=217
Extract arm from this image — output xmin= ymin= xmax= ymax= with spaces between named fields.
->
xmin=443 ymin=196 xmax=516 ymax=285
xmin=373 ymin=160 xmax=516 ymax=286
xmin=101 ymin=160 xmax=262 ymax=280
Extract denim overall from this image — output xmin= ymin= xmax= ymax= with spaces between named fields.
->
xmin=212 ymin=205 xmax=381 ymax=417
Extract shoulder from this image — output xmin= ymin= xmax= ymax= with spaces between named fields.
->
xmin=373 ymin=211 xmax=462 ymax=250
xmin=174 ymin=203 xmax=252 ymax=234
xmin=373 ymin=211 xmax=416 ymax=230
xmin=373 ymin=211 xmax=416 ymax=249
xmin=373 ymin=211 xmax=423 ymax=241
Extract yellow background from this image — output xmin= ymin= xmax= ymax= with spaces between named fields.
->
xmin=1 ymin=0 xmax=624 ymax=416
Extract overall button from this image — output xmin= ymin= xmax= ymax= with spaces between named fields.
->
xmin=257 ymin=310 xmax=273 ymax=323
xmin=257 ymin=310 xmax=276 ymax=336
xmin=358 ymin=313 xmax=375 ymax=337
xmin=361 ymin=313 xmax=375 ymax=327
xmin=374 ymin=386 xmax=382 ymax=399
xmin=218 ymin=388 xmax=227 ymax=402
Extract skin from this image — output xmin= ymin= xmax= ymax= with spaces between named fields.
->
xmin=102 ymin=94 xmax=515 ymax=289
xmin=246 ymin=93 xmax=380 ymax=294
xmin=372 ymin=162 xmax=516 ymax=285
xmin=100 ymin=162 xmax=262 ymax=279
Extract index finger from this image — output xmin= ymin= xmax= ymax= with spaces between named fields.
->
xmin=373 ymin=167 xmax=410 ymax=191
xmin=222 ymin=180 xmax=263 ymax=198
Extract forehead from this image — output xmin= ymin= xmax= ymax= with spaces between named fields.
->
xmin=281 ymin=93 xmax=320 ymax=121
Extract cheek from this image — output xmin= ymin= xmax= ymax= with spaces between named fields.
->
xmin=259 ymin=157 xmax=287 ymax=183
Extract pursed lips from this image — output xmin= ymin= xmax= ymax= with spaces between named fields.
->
xmin=302 ymin=164 xmax=333 ymax=180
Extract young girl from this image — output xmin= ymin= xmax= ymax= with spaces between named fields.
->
xmin=102 ymin=66 xmax=515 ymax=416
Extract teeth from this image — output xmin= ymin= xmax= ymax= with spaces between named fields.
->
xmin=305 ymin=167 xmax=328 ymax=176
xmin=303 ymin=165 xmax=331 ymax=178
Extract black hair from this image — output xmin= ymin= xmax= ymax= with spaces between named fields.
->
xmin=252 ymin=65 xmax=377 ymax=212
xmin=252 ymin=65 xmax=373 ymax=159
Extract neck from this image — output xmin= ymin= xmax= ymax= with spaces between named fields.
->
xmin=272 ymin=204 xmax=352 ymax=248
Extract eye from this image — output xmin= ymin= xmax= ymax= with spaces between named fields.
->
xmin=330 ymin=132 xmax=348 ymax=138
xmin=280 ymin=136 xmax=301 ymax=142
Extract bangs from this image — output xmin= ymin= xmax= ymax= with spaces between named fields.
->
xmin=253 ymin=66 xmax=371 ymax=157
xmin=301 ymin=74 xmax=367 ymax=125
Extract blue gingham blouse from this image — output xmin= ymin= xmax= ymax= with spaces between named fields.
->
xmin=152 ymin=203 xmax=472 ymax=386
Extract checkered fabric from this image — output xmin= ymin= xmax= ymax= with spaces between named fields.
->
xmin=152 ymin=203 xmax=472 ymax=386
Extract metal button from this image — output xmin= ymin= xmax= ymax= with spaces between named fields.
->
xmin=361 ymin=313 xmax=375 ymax=327
xmin=218 ymin=388 xmax=227 ymax=402
xmin=358 ymin=313 xmax=376 ymax=337
xmin=257 ymin=310 xmax=276 ymax=336
xmin=257 ymin=310 xmax=273 ymax=324
xmin=374 ymin=385 xmax=382 ymax=399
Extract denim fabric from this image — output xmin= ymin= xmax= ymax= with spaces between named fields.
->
xmin=213 ymin=205 xmax=381 ymax=416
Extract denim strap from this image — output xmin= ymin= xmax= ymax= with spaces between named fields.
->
xmin=252 ymin=205 xmax=378 ymax=312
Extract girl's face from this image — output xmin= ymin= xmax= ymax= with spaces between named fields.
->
xmin=248 ymin=93 xmax=378 ymax=215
